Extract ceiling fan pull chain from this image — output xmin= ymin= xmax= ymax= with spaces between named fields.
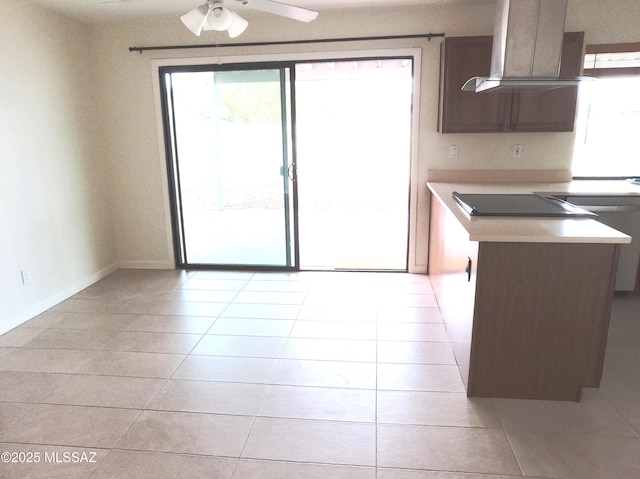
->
xmin=216 ymin=31 xmax=222 ymax=65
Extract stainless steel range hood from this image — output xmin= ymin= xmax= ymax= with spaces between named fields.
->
xmin=462 ymin=0 xmax=584 ymax=92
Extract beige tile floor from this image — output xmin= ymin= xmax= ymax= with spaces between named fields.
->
xmin=0 ymin=269 xmax=639 ymax=478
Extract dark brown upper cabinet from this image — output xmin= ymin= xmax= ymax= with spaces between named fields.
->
xmin=438 ymin=32 xmax=585 ymax=133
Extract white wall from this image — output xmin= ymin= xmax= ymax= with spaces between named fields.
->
xmin=0 ymin=1 xmax=117 ymax=334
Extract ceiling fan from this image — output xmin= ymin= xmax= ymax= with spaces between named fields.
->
xmin=181 ymin=0 xmax=319 ymax=38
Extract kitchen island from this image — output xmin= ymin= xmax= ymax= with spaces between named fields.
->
xmin=427 ymin=181 xmax=631 ymax=401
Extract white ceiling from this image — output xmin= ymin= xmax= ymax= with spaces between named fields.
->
xmin=22 ymin=0 xmax=495 ymax=23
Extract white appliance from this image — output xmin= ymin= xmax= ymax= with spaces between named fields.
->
xmin=568 ymin=196 xmax=640 ymax=291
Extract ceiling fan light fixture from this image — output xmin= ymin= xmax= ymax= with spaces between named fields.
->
xmin=227 ymin=11 xmax=249 ymax=38
xmin=180 ymin=0 xmax=317 ymax=39
xmin=204 ymin=3 xmax=233 ymax=31
xmin=180 ymin=3 xmax=211 ymax=36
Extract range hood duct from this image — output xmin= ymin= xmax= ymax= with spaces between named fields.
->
xmin=462 ymin=0 xmax=585 ymax=92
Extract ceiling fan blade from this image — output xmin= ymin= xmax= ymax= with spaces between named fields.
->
xmin=241 ymin=0 xmax=319 ymax=22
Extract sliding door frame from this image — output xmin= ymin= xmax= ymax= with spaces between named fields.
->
xmin=151 ymin=48 xmax=422 ymax=272
xmin=159 ymin=61 xmax=299 ymax=271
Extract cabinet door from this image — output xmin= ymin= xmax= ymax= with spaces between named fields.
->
xmin=510 ymin=32 xmax=585 ymax=132
xmin=438 ymin=36 xmax=510 ymax=133
xmin=439 ymin=33 xmax=585 ymax=133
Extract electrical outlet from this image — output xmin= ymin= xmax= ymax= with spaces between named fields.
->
xmin=21 ymin=270 xmax=30 ymax=285
xmin=449 ymin=145 xmax=459 ymax=159
xmin=512 ymin=145 xmax=522 ymax=158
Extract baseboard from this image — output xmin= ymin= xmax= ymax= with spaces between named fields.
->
xmin=409 ymin=264 xmax=428 ymax=274
xmin=0 ymin=262 xmax=119 ymax=336
xmin=118 ymin=260 xmax=175 ymax=270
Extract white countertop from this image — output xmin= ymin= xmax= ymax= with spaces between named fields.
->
xmin=428 ymin=181 xmax=633 ymax=244
xmin=538 ymin=179 xmax=640 ymax=197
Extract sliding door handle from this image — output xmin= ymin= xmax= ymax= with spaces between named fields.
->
xmin=287 ymin=163 xmax=296 ymax=181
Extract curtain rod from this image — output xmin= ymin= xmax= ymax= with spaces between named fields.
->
xmin=129 ymin=32 xmax=445 ymax=53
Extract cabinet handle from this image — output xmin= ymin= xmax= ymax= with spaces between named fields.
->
xmin=465 ymin=257 xmax=472 ymax=282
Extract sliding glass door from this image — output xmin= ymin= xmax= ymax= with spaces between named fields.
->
xmin=160 ymin=56 xmax=413 ymax=271
xmin=161 ymin=66 xmax=296 ymax=268
xmin=295 ymin=58 xmax=413 ymax=270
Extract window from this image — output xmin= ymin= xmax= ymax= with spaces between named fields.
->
xmin=572 ymin=43 xmax=640 ymax=178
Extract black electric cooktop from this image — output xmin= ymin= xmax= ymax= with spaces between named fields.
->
xmin=451 ymin=192 xmax=599 ymax=218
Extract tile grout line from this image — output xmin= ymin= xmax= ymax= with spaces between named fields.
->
xmin=230 ymin=271 xmax=306 ymax=477
xmin=96 ymin=274 xmax=224 ymax=478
